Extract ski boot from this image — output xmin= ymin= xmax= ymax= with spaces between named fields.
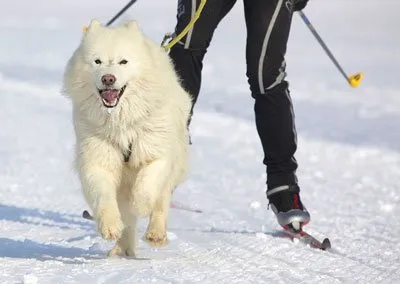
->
xmin=267 ymin=184 xmax=310 ymax=232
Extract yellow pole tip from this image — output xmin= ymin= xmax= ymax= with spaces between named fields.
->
xmin=348 ymin=72 xmax=364 ymax=88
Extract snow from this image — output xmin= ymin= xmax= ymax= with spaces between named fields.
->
xmin=22 ymin=274 xmax=38 ymax=284
xmin=1 ymin=0 xmax=400 ymax=283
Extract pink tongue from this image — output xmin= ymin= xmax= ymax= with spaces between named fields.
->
xmin=101 ymin=90 xmax=119 ymax=102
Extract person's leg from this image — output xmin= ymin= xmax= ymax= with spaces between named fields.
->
xmin=169 ymin=0 xmax=237 ymax=123
xmin=243 ymin=0 xmax=309 ymax=229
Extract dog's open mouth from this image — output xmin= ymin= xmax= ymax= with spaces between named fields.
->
xmin=98 ymin=85 xmax=126 ymax=108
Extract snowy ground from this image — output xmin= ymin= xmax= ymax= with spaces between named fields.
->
xmin=1 ymin=0 xmax=400 ymax=283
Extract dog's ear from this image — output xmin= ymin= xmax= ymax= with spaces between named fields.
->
xmin=124 ymin=20 xmax=140 ymax=32
xmin=86 ymin=19 xmax=102 ymax=33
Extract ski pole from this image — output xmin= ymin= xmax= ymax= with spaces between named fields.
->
xmin=82 ymin=0 xmax=138 ymax=32
xmin=170 ymin=201 xmax=203 ymax=213
xmin=106 ymin=0 xmax=138 ymax=26
xmin=298 ymin=11 xmax=363 ymax=88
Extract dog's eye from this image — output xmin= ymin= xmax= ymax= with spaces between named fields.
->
xmin=94 ymin=59 xmax=102 ymax=65
xmin=119 ymin=59 xmax=128 ymax=65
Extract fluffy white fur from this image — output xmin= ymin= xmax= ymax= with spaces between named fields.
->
xmin=62 ymin=19 xmax=192 ymax=257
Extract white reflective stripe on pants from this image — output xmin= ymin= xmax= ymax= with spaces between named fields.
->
xmin=258 ymin=0 xmax=284 ymax=94
xmin=184 ymin=0 xmax=197 ymax=49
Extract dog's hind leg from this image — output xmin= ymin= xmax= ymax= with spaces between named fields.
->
xmin=109 ymin=192 xmax=137 ymax=257
xmin=143 ymin=189 xmax=171 ymax=248
xmin=80 ymin=169 xmax=124 ymax=241
xmin=130 ymin=159 xmax=170 ymax=218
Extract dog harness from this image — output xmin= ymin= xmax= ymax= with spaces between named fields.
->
xmin=123 ymin=143 xmax=132 ymax=163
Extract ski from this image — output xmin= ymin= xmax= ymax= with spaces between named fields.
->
xmin=283 ymin=227 xmax=331 ymax=251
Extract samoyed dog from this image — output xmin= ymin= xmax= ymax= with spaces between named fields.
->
xmin=62 ymin=19 xmax=192 ymax=257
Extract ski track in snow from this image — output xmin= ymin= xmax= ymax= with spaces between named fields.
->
xmin=1 ymin=1 xmax=400 ymax=283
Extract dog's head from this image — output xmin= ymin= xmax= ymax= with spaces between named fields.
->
xmin=71 ymin=19 xmax=148 ymax=109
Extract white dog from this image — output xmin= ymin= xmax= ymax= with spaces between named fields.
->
xmin=62 ymin=19 xmax=192 ymax=257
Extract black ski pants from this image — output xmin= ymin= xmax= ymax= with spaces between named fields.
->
xmin=169 ymin=0 xmax=299 ymax=189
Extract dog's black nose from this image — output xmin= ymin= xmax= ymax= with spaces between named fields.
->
xmin=101 ymin=74 xmax=116 ymax=86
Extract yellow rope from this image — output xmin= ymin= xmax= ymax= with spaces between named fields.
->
xmin=163 ymin=0 xmax=207 ymax=51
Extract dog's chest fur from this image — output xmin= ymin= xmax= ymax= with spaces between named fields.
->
xmin=103 ymin=117 xmax=167 ymax=167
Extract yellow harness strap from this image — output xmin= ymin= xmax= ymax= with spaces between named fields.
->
xmin=162 ymin=0 xmax=207 ymax=51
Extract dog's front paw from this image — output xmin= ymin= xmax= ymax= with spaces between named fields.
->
xmin=97 ymin=209 xmax=123 ymax=241
xmin=143 ymin=228 xmax=168 ymax=248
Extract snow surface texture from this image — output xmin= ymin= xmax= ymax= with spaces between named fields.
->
xmin=1 ymin=0 xmax=400 ymax=283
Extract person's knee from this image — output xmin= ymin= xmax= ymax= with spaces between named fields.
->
xmin=253 ymin=82 xmax=290 ymax=107
xmin=247 ymin=57 xmax=288 ymax=96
